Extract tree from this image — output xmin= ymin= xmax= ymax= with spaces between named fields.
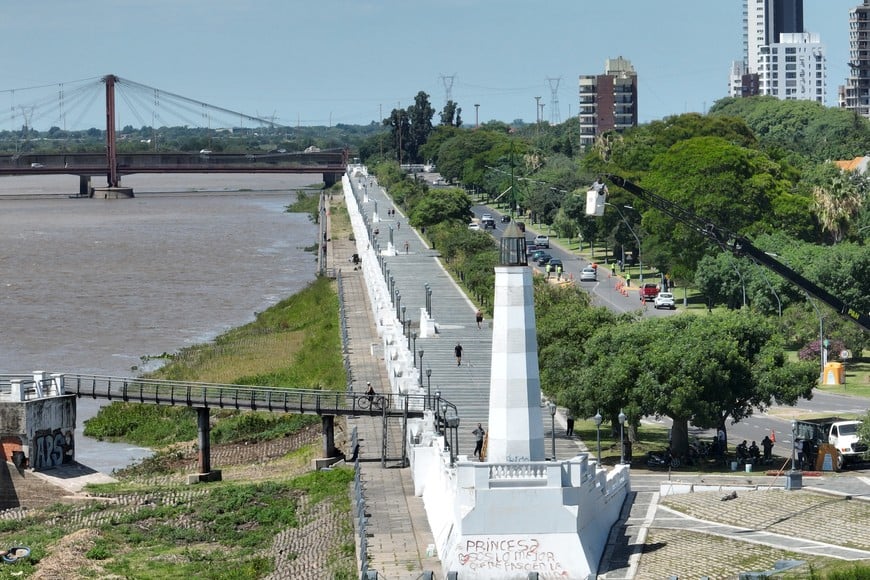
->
xmin=809 ymin=163 xmax=865 ymax=243
xmin=439 ymin=100 xmax=462 ymax=127
xmin=383 ymin=108 xmax=410 ymax=164
xmin=406 ymin=91 xmax=435 ymax=163
xmin=558 ymin=311 xmax=817 ymax=457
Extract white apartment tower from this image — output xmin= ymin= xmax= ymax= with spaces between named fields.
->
xmin=839 ymin=1 xmax=870 ymax=117
xmin=729 ymin=0 xmax=826 ymax=103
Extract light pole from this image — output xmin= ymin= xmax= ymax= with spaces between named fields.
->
xmin=418 ymin=350 xmax=424 ymax=387
xmin=605 ymin=203 xmax=642 ymax=283
xmin=791 ymin=419 xmax=797 ymax=471
xmin=412 ymin=332 xmax=417 ymax=366
xmin=548 ymin=402 xmax=557 ymax=460
xmin=474 ymin=103 xmax=480 ymax=128
xmin=426 ymin=368 xmax=432 ymax=410
xmin=618 ymin=410 xmax=626 ymax=464
xmin=593 ymin=411 xmax=603 ymax=465
xmin=623 ymin=205 xmax=643 ymax=284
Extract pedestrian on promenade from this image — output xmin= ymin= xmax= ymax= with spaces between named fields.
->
xmin=366 ymin=381 xmax=375 ymax=404
xmin=473 ymin=423 xmax=485 ymax=459
xmin=404 ymin=240 xmax=410 ymax=254
xmin=761 ymin=435 xmax=773 ymax=463
xmin=396 ymin=221 xmax=400 ymax=230
xmin=566 ymin=411 xmax=575 ymax=437
xmin=454 ymin=343 xmax=463 ymax=366
xmin=475 ymin=309 xmax=483 ymax=329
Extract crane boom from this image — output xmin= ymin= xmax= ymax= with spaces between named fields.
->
xmin=592 ymin=174 xmax=869 ymax=332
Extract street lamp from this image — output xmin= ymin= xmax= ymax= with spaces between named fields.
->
xmin=426 ymin=368 xmax=432 ymax=410
xmin=791 ymin=419 xmax=797 ymax=471
xmin=548 ymin=402 xmax=557 ymax=460
xmin=605 ymin=203 xmax=642 ymax=283
xmin=593 ymin=411 xmax=603 ymax=465
xmin=418 ymin=350 xmax=424 ymax=387
xmin=412 ymin=332 xmax=417 ymax=366
xmin=618 ymin=410 xmax=627 ymax=464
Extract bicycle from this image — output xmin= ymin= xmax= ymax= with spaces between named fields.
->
xmin=358 ymin=394 xmax=385 ymax=411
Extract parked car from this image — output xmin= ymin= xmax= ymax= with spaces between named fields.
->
xmin=579 ymin=267 xmax=597 ymax=282
xmin=548 ymin=258 xmax=563 ymax=272
xmin=468 ymin=222 xmax=480 ymax=230
xmin=535 ymin=253 xmax=553 ymax=266
xmin=640 ymin=283 xmax=660 ymax=302
xmin=533 ymin=235 xmax=550 ymax=248
xmin=653 ymin=292 xmax=676 ymax=309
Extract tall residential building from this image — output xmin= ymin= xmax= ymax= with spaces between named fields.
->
xmin=839 ymin=1 xmax=870 ymax=117
xmin=729 ymin=0 xmax=826 ymax=103
xmin=577 ymin=56 xmax=638 ymax=149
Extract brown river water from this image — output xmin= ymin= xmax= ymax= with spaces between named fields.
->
xmin=0 ymin=173 xmax=321 ymax=472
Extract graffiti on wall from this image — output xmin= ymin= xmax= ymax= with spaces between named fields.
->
xmin=457 ymin=538 xmax=567 ymax=575
xmin=31 ymin=428 xmax=74 ymax=469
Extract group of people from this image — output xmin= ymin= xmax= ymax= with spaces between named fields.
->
xmin=735 ymin=436 xmax=775 ymax=464
xmin=544 ymin=262 xmax=563 ymax=280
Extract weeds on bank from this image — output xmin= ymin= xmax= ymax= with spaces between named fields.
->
xmin=0 ymin=471 xmax=356 ymax=579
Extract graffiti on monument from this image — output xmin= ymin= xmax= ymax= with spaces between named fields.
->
xmin=457 ymin=538 xmax=567 ymax=575
xmin=32 ymin=428 xmax=75 ymax=469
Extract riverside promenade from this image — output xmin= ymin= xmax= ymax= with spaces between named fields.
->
xmin=325 ymin=170 xmax=870 ymax=579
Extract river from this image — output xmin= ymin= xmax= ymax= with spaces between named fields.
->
xmin=0 ymin=173 xmax=321 ymax=473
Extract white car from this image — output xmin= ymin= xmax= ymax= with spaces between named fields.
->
xmin=579 ymin=267 xmax=597 ymax=282
xmin=468 ymin=222 xmax=480 ymax=230
xmin=654 ymin=292 xmax=676 ymax=309
xmin=533 ymin=235 xmax=550 ymax=248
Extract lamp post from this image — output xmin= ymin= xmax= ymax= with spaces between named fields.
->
xmin=418 ymin=350 xmax=424 ymax=387
xmin=593 ymin=411 xmax=603 ymax=465
xmin=401 ymin=305 xmax=406 ymax=336
xmin=605 ymin=203 xmax=642 ymax=283
xmin=548 ymin=402 xmax=557 ymax=460
xmin=426 ymin=368 xmax=432 ymax=410
xmin=412 ymin=332 xmax=417 ymax=366
xmin=791 ymin=419 xmax=797 ymax=471
xmin=618 ymin=410 xmax=626 ymax=464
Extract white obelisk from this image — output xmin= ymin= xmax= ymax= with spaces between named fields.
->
xmin=486 ymin=221 xmax=545 ymax=462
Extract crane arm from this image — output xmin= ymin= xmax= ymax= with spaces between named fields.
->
xmin=597 ymin=174 xmax=869 ymax=332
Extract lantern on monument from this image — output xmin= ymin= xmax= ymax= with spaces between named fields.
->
xmin=499 ymin=221 xmax=527 ymax=266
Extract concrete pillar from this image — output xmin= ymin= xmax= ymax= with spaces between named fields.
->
xmin=197 ymin=407 xmax=211 ymax=474
xmin=79 ymin=175 xmax=92 ymax=197
xmin=486 ymin=266 xmax=545 ymax=463
xmin=322 ymin=415 xmax=337 ymax=458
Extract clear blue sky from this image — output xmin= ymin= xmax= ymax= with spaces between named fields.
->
xmin=0 ymin=0 xmax=860 ymax=129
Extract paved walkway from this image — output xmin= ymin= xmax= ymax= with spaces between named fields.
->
xmin=328 ymin=172 xmax=870 ymax=579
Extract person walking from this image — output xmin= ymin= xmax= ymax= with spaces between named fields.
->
xmin=556 ymin=264 xmax=563 ymax=281
xmin=625 ymin=272 xmax=631 ymax=287
xmin=566 ymin=411 xmax=575 ymax=437
xmin=365 ymin=381 xmax=375 ymax=404
xmin=472 ymin=423 xmax=485 ymax=459
xmin=404 ymin=240 xmax=410 ymax=254
xmin=454 ymin=342 xmax=463 ymax=366
xmin=761 ymin=435 xmax=774 ymax=463
xmin=545 ymin=263 xmax=551 ymax=279
xmin=475 ymin=309 xmax=483 ymax=329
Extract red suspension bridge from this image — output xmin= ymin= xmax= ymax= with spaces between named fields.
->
xmin=0 ymin=75 xmax=348 ymax=196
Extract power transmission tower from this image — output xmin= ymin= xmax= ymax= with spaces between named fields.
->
xmin=547 ymin=77 xmax=561 ymax=124
xmin=440 ymin=74 xmax=456 ymax=105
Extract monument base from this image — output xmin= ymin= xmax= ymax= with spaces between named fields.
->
xmin=93 ymin=187 xmax=134 ymax=199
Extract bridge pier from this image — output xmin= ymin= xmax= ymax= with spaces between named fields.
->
xmin=79 ymin=176 xmax=92 ymax=197
xmin=323 ymin=172 xmax=339 ymax=187
xmin=188 ymin=407 xmax=221 ymax=484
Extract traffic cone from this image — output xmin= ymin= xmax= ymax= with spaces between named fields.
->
xmin=770 ymin=430 xmax=776 ymax=443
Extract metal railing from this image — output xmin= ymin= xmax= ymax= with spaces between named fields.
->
xmin=58 ymin=374 xmax=427 ymax=417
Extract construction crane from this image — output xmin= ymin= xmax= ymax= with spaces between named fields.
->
xmin=586 ymin=174 xmax=870 ymax=332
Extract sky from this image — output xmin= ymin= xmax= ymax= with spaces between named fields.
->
xmin=0 ymin=0 xmax=862 ymax=130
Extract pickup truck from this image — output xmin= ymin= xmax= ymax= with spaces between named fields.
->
xmin=480 ymin=214 xmax=496 ymax=229
xmin=640 ymin=283 xmax=659 ymax=302
xmin=795 ymin=417 xmax=867 ymax=470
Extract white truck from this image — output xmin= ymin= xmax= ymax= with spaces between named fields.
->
xmin=795 ymin=417 xmax=867 ymax=470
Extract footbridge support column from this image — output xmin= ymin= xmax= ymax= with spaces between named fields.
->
xmin=188 ymin=407 xmax=222 ymax=484
xmin=314 ymin=415 xmax=343 ymax=470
